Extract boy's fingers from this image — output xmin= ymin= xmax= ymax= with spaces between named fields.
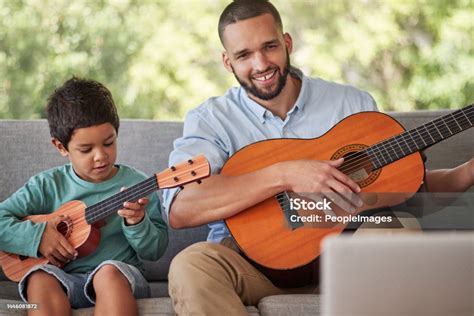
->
xmin=138 ymin=198 xmax=149 ymax=206
xmin=59 ymin=237 xmax=77 ymax=258
xmin=123 ymin=201 xmax=141 ymax=210
xmin=47 ymin=255 xmax=61 ymax=267
xmin=118 ymin=209 xmax=138 ymax=217
xmin=51 ymin=249 xmax=68 ymax=264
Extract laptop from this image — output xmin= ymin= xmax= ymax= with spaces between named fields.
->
xmin=321 ymin=233 xmax=474 ymax=316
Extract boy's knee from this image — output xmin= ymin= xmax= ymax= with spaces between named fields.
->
xmin=26 ymin=270 xmax=63 ymax=299
xmin=27 ymin=270 xmax=56 ymax=288
xmin=93 ymin=264 xmax=128 ymax=290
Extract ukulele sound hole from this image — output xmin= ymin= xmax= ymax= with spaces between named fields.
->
xmin=56 ymin=218 xmax=73 ymax=239
xmin=331 ymin=144 xmax=381 ymax=188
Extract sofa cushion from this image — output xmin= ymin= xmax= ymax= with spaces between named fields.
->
xmin=0 ymin=298 xmax=260 ymax=315
xmin=258 ymin=294 xmax=322 ymax=316
xmin=0 ymin=280 xmax=171 ymax=302
xmin=0 ymin=281 xmax=18 ymax=300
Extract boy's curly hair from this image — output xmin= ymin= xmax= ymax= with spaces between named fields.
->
xmin=46 ymin=77 xmax=120 ymax=149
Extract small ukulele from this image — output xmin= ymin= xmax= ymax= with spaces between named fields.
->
xmin=0 ymin=155 xmax=210 ymax=282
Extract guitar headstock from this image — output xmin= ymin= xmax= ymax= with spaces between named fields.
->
xmin=156 ymin=154 xmax=210 ymax=189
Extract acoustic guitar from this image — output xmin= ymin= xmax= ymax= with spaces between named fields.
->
xmin=0 ymin=155 xmax=210 ymax=282
xmin=222 ymin=105 xmax=473 ymax=287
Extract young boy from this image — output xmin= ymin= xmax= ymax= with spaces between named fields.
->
xmin=0 ymin=77 xmax=168 ymax=315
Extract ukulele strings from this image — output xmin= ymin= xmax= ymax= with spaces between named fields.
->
xmin=58 ymin=165 xmax=199 ymax=227
xmin=56 ymin=178 xmax=158 ymax=227
xmin=86 ymin=163 xmax=206 ymax=223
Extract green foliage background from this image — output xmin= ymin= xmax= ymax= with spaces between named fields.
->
xmin=0 ymin=0 xmax=472 ymax=120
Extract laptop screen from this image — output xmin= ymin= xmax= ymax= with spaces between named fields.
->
xmin=321 ymin=233 xmax=473 ymax=316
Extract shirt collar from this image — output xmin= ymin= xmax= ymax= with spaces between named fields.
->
xmin=240 ymin=67 xmax=308 ymax=124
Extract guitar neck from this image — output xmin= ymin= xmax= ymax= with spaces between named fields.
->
xmin=366 ymin=105 xmax=473 ymax=169
xmin=84 ymin=176 xmax=158 ymax=224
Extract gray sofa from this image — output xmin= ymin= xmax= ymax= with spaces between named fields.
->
xmin=0 ymin=111 xmax=472 ymax=315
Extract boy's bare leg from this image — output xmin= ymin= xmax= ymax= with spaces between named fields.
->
xmin=93 ymin=264 xmax=137 ymax=316
xmin=26 ymin=270 xmax=71 ymax=316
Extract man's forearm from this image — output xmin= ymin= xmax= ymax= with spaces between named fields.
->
xmin=169 ymin=164 xmax=286 ymax=229
xmin=425 ymin=158 xmax=474 ymax=192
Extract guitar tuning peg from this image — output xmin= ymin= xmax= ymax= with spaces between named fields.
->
xmin=188 ymin=159 xmax=194 ymax=164
xmin=191 ymin=171 xmax=197 ymax=176
xmin=197 ymin=180 xmax=202 ymax=184
xmin=171 ymin=166 xmax=176 ymax=171
xmin=173 ymin=177 xmax=179 ymax=182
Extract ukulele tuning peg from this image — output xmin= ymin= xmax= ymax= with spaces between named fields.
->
xmin=173 ymin=177 xmax=179 ymax=182
xmin=188 ymin=159 xmax=194 ymax=164
xmin=180 ymin=186 xmax=184 ymax=190
xmin=197 ymin=180 xmax=202 ymax=185
xmin=191 ymin=171 xmax=197 ymax=176
xmin=170 ymin=166 xmax=176 ymax=171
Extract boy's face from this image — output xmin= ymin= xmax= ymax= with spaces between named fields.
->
xmin=53 ymin=123 xmax=118 ymax=183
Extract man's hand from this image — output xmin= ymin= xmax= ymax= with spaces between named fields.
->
xmin=118 ymin=187 xmax=149 ymax=226
xmin=279 ymin=158 xmax=363 ymax=213
xmin=468 ymin=158 xmax=474 ymax=187
xmin=38 ymin=215 xmax=77 ymax=267
xmin=426 ymin=157 xmax=474 ymax=192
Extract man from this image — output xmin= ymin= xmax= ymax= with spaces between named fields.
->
xmin=163 ymin=1 xmax=473 ymax=314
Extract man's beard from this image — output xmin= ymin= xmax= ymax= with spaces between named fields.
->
xmin=232 ymin=53 xmax=291 ymax=101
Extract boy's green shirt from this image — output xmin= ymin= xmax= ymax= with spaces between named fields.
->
xmin=0 ymin=164 xmax=168 ymax=274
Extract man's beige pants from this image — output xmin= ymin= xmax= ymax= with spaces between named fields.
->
xmin=168 ymin=213 xmax=420 ymax=315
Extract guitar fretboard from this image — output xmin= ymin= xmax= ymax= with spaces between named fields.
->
xmin=365 ymin=105 xmax=473 ymax=169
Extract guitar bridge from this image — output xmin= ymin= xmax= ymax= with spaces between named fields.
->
xmin=276 ymin=192 xmax=304 ymax=230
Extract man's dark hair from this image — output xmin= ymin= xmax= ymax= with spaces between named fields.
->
xmin=46 ymin=77 xmax=120 ymax=149
xmin=218 ymin=0 xmax=283 ymax=46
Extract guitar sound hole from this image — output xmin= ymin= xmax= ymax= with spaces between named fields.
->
xmin=332 ymin=144 xmax=381 ymax=188
xmin=342 ymin=151 xmax=372 ymax=181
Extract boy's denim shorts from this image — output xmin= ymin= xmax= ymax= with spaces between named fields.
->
xmin=18 ymin=260 xmax=150 ymax=309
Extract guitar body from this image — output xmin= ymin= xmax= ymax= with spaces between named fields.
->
xmin=0 ymin=201 xmax=100 ymax=282
xmin=222 ymin=112 xmax=425 ymax=287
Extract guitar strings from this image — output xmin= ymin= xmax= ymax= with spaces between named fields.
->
xmin=339 ymin=108 xmax=472 ymax=176
xmin=336 ymin=106 xmax=473 ymax=176
xmin=343 ymin=106 xmax=473 ymax=174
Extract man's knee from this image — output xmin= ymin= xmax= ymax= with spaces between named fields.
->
xmin=169 ymin=242 xmax=224 ymax=280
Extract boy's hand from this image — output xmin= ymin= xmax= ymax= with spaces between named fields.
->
xmin=118 ymin=187 xmax=149 ymax=226
xmin=38 ymin=215 xmax=78 ymax=267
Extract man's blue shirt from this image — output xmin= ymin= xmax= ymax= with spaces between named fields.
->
xmin=163 ymin=69 xmax=378 ymax=243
